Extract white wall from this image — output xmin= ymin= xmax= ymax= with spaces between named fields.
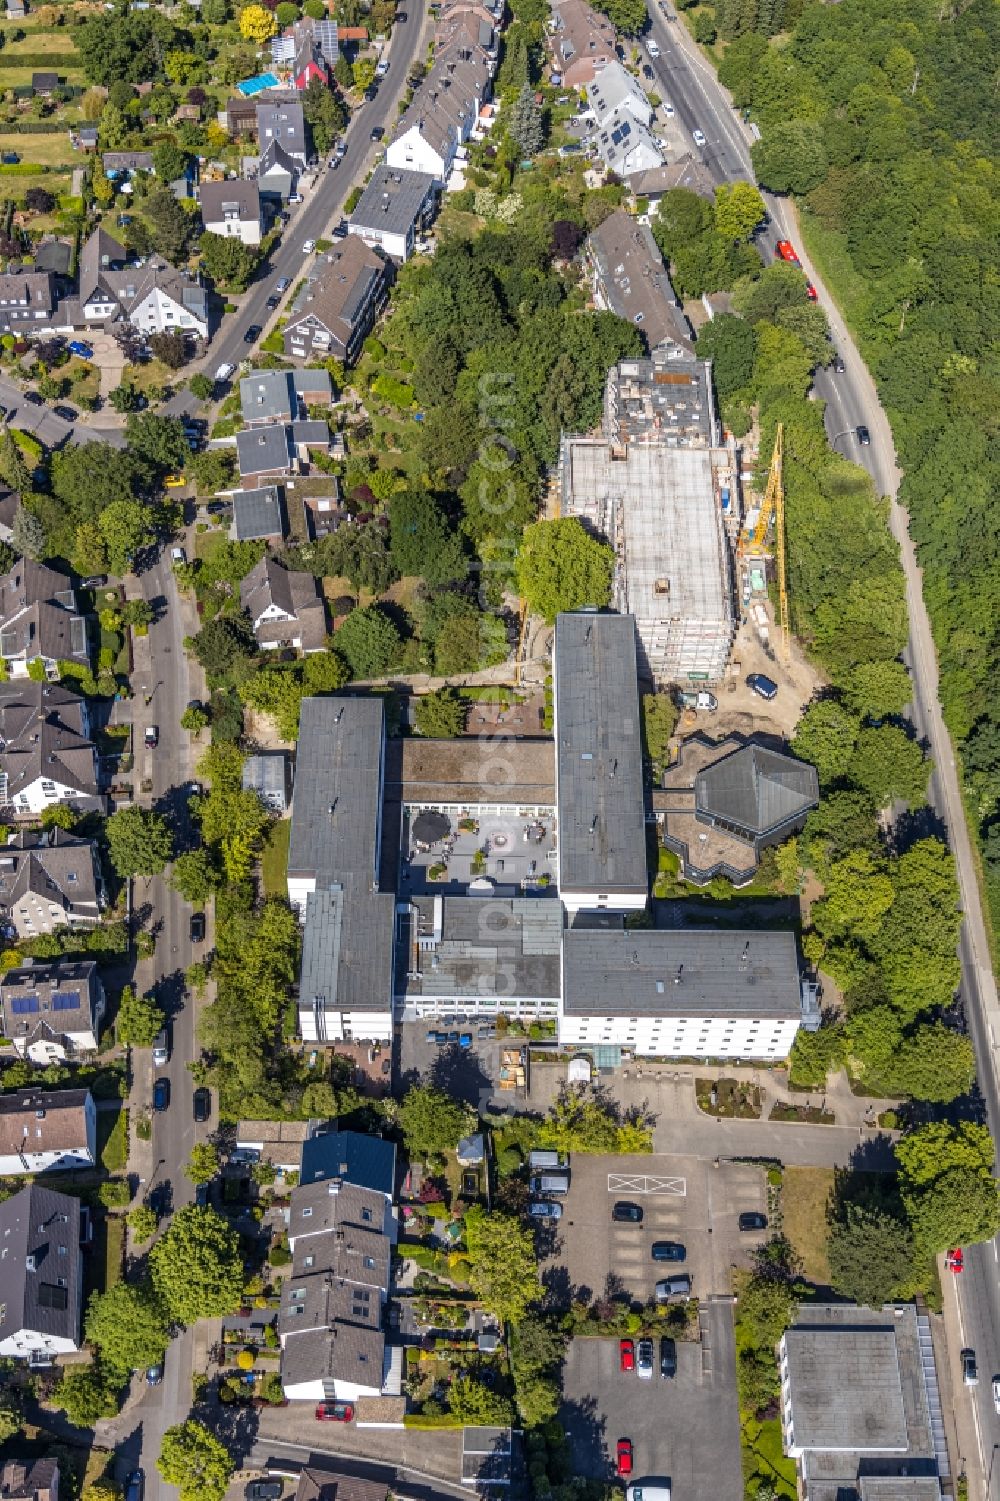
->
xmin=9 ymin=774 xmax=90 ymax=817
xmin=130 ymin=287 xmax=208 ymax=340
xmin=386 ymin=126 xmax=448 ymax=183
xmin=348 ymin=222 xmax=411 ymax=263
xmin=558 ymin=887 xmax=648 ymax=917
xmin=400 ymin=991 xmax=558 ymax=1021
xmin=557 ymin=1008 xmax=800 ymax=1059
xmin=0 ymin=1327 xmax=79 ymax=1361
xmin=282 ymin=1373 xmax=382 ymax=1402
xmin=287 ymin=875 xmax=316 ymax=919
xmin=299 ymin=1004 xmax=392 ymax=1042
xmin=205 ymin=216 xmax=262 ymax=247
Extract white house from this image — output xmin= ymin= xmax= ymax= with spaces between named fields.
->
xmin=239 ymin=555 xmax=327 ymax=653
xmin=0 ymin=1184 xmax=83 ymax=1364
xmin=348 ymin=165 xmax=436 ymax=264
xmin=591 ymin=107 xmax=663 ymax=178
xmin=0 ymin=960 xmax=106 ymax=1062
xmin=0 ymin=681 xmax=99 ymax=818
xmin=76 ymin=228 xmax=209 ymax=341
xmin=586 ymin=61 xmax=653 ymax=130
xmin=199 ymin=179 xmax=263 ymax=247
xmin=387 ymin=48 xmax=490 ymax=187
xmin=0 ymin=1089 xmax=96 ymax=1175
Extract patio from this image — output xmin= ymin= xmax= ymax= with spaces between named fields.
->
xmin=398 ymin=807 xmax=559 ymax=899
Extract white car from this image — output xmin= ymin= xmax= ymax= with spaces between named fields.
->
xmin=663 ymin=101 xmax=675 ymax=117
xmin=170 ymin=546 xmax=186 ymax=565
xmin=302 ymin=239 xmax=316 ymax=254
xmin=994 ymin=1376 xmax=1000 ymax=1414
xmin=214 ymin=362 xmax=234 ymax=382
xmin=647 ymin=38 xmax=660 ymax=56
xmin=375 ymin=58 xmax=389 ymax=77
xmin=692 ymin=128 xmax=706 ymax=146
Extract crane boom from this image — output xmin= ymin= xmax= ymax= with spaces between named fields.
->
xmin=737 ymin=424 xmax=789 ymax=658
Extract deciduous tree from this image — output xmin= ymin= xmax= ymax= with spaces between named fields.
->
xmin=115 ymin=985 xmax=166 ymax=1047
xmin=398 ymin=1082 xmax=476 ymax=1159
xmin=516 ymin=517 xmax=613 ymax=623
xmin=157 ymin=1421 xmax=234 ymax=1501
xmin=84 ymin=1281 xmax=170 ymax=1377
xmin=106 ymin=806 xmax=175 ymax=877
xmin=827 ymin=1203 xmax=916 ymax=1306
xmin=150 ymin=1206 xmax=243 ymax=1325
xmin=414 ymin=688 xmax=467 ymax=738
xmin=464 ymin=1207 xmax=540 ymax=1324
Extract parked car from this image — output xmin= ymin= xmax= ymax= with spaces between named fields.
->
xmin=68 ymin=340 xmax=93 ymax=359
xmin=856 ymin=424 xmax=871 ymax=445
xmin=125 ymin=1472 xmax=144 ymax=1501
xmin=739 ymin=1211 xmax=768 ymax=1232
xmin=1 ymin=152 xmax=19 ymax=165
xmin=332 ymin=219 xmax=348 ymax=239
xmin=643 ymin=64 xmax=654 ymax=78
xmin=153 ymin=1077 xmax=170 ymax=1112
xmin=215 ymin=362 xmax=235 ymax=381
xmin=266 ymin=294 xmax=280 ymax=309
xmin=335 ymin=139 xmax=348 ymax=159
xmin=692 ymin=128 xmax=706 ymax=146
xmin=993 ymin=1376 xmax=1000 ymax=1415
xmin=833 ymin=354 xmax=846 ymax=373
xmin=245 ymin=1483 xmax=283 ymax=1501
xmin=276 ymin=277 xmax=291 ymax=292
xmin=23 ymin=391 xmax=43 ymax=406
xmin=776 ymin=239 xmax=800 ymax=264
xmin=962 ymin=1348 xmax=978 ymax=1386
xmin=144 ymin=725 xmax=159 ymax=748
xmin=375 ymin=58 xmax=389 ymax=77
xmin=619 ymin=1338 xmax=635 ymax=1373
xmin=170 ymin=546 xmax=186 ymax=565
xmin=53 ymin=405 xmax=77 ymax=421
xmin=663 ymin=101 xmax=675 ymax=116
xmin=660 ymin=1336 xmax=677 ymax=1378
xmin=370 ymin=125 xmax=385 ymax=141
xmin=81 ymin=574 xmax=107 ymax=588
xmin=651 ymin=1241 xmax=686 ymax=1262
xmin=302 ymin=239 xmax=316 ymax=254
xmin=616 ymin=1439 xmax=633 ymax=1477
xmin=636 ymin=1339 xmax=653 ymax=1380
xmin=946 ymin=1247 xmax=964 ymax=1272
xmin=316 ymin=1401 xmax=354 ymax=1422
xmin=244 ymin=323 xmax=262 ymax=343
xmin=145 ymin=1364 xmax=163 ymax=1386
xmin=647 ymin=38 xmax=660 ymax=55
xmin=190 ymin=912 xmax=206 ymax=944
xmin=655 ymin=1275 xmax=692 ymax=1301
xmin=612 ymin=1202 xmax=643 ymax=1224
xmin=528 ymin=1201 xmax=562 ymax=1221
xmin=805 ymin=281 xmax=818 ymax=300
xmin=746 ymin=672 xmax=778 ymax=701
xmin=193 ymin=1086 xmax=211 ymax=1123
xmin=288 ymin=193 xmax=303 ymax=205
xmin=164 ymin=473 xmax=186 ymax=487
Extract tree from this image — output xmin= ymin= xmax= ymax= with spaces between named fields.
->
xmin=414 ymin=688 xmax=468 ymax=738
xmin=152 ymin=142 xmax=190 ymax=185
xmin=185 ymin=1142 xmax=220 ymax=1185
xmin=0 ymin=1391 xmax=19 ymax=1443
xmin=352 ymin=58 xmax=376 ymax=93
xmin=398 ymin=1082 xmax=476 ymax=1160
xmin=696 ymin=314 xmax=756 ymax=400
xmin=882 ymin=1023 xmax=975 ymax=1104
xmin=849 ymin=724 xmax=929 ymax=808
xmin=510 ymin=1315 xmax=565 ymax=1425
xmin=465 ymin=1206 xmax=540 ymax=1323
xmin=239 ymin=3 xmax=277 ymax=41
xmin=198 ymin=232 xmax=260 ymax=293
xmin=593 ymin=0 xmax=647 ymax=32
xmin=448 ymin=1375 xmax=514 ymax=1425
xmin=106 ymin=806 xmax=174 ymax=877
xmin=301 ymin=76 xmax=346 ymax=155
xmin=842 ymin=659 xmax=912 ymax=720
xmin=827 ymin=1203 xmax=916 ymax=1306
xmin=509 ymin=84 xmax=544 ymax=157
xmin=115 ymin=986 xmax=166 ymax=1048
xmin=516 ymin=517 xmax=613 ymax=623
xmin=897 ymin=1122 xmax=1000 ymax=1255
xmin=787 ymin=1023 xmax=843 ymax=1088
xmin=40 ymin=803 xmax=78 ymax=832
xmin=751 ymin=122 xmax=828 ymax=196
xmin=157 ymin=1421 xmax=234 ymax=1501
xmin=125 ymin=413 xmax=190 ymax=473
xmin=333 ymin=605 xmax=401 ymax=679
xmin=128 ymin=1203 xmax=158 ymax=1243
xmin=192 ymin=613 xmax=258 ymax=680
xmin=388 ymin=490 xmax=466 ymax=584
xmin=181 ymin=703 xmax=210 ymax=735
xmin=145 ymin=186 xmax=194 ymax=264
xmin=84 ymin=1281 xmax=170 ymax=1377
xmin=11 ymin=505 xmax=45 ymax=561
xmin=640 ymin=692 xmax=678 ymax=777
xmin=25 ymin=187 xmax=55 ymax=214
xmin=714 ymin=181 xmax=765 ymax=242
xmin=53 ymin=1364 xmax=117 ymax=1427
xmin=148 ymin=330 xmax=188 ymax=370
xmin=122 ymin=598 xmax=154 ymax=630
xmin=109 ymin=382 xmax=140 ymax=415
xmin=83 ymin=1487 xmax=122 ymax=1501
xmin=812 ymin=849 xmax=895 ymax=946
xmin=791 ymin=699 xmax=860 ymax=785
xmin=150 ymin=1206 xmax=243 ymax=1325
xmin=170 ymin=848 xmax=219 ymax=903
xmin=98 ymin=499 xmax=155 ymax=575
xmin=189 ymin=373 xmax=216 ymax=402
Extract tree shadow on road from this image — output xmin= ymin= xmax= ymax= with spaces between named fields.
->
xmin=540 ymin=1263 xmax=592 ymax=1313
xmin=557 ymin=1392 xmax=609 ymax=1482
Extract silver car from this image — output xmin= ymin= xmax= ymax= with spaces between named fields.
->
xmin=528 ymin=1201 xmax=562 ymax=1221
xmin=636 ymin=1338 xmax=654 ymax=1379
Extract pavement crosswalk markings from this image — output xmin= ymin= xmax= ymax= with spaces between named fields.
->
xmin=608 ymin=1173 xmax=687 ymax=1195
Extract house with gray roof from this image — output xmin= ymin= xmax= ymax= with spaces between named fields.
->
xmin=299 ymin=1131 xmax=395 ymax=1200
xmin=779 ymin=1304 xmax=946 ymax=1501
xmin=629 ymin=153 xmax=717 ymax=208
xmin=553 ymin=611 xmax=647 ymax=915
xmin=0 ymin=1457 xmax=61 ymax=1501
xmin=659 ymin=734 xmax=819 ymax=886
xmin=240 ymin=368 xmax=332 ymax=426
xmin=0 ymin=561 xmax=88 ymax=680
xmin=231 ymin=486 xmax=287 ymax=543
xmin=242 ymin=752 xmax=292 ymax=813
xmin=256 ymin=139 xmax=300 ymax=202
xmin=0 ymin=1088 xmax=96 ymax=1176
xmin=387 ymin=47 xmax=491 ymax=187
xmin=240 ymin=555 xmax=327 ymax=653
xmin=102 ymin=151 xmax=154 ymax=178
xmin=0 ymin=1183 xmax=84 ymax=1363
xmin=257 ymin=98 xmax=308 ymax=166
xmin=0 ymin=828 xmax=105 ymax=938
xmin=348 ymin=165 xmax=436 ymax=263
xmin=284 ymin=238 xmax=391 ymax=363
xmin=0 ymin=958 xmax=105 ymax=1062
xmin=0 ymin=681 xmax=100 ymax=818
xmin=584 ymin=210 xmax=692 ymax=353
xmin=74 ymin=227 xmax=208 ymax=340
xmin=586 ymin=60 xmax=653 ymax=131
xmin=591 ymin=105 xmax=663 ymax=178
xmin=199 ymin=178 xmax=263 ymax=246
xmin=236 ymin=424 xmax=295 ymax=481
xmin=0 ymin=272 xmax=57 ymax=335
xmin=548 ymin=0 xmax=616 ymax=87
xmin=293 ymin=1470 xmax=387 ymax=1501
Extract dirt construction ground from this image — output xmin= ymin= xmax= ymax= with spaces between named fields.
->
xmin=679 ymin=609 xmax=823 ymax=743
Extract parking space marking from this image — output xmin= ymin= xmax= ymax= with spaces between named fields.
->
xmin=608 ymin=1173 xmax=687 ymax=1195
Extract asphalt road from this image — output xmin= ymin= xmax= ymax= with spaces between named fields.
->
xmin=647 ymin=8 xmax=1000 ymax=1493
xmin=0 ymin=374 xmax=126 ymax=451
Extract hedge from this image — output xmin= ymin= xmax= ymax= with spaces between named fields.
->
xmin=402 ymin=1415 xmax=464 ymax=1430
xmin=0 ymin=163 xmax=51 ymax=175
xmin=1 ymin=121 xmax=69 ymax=133
xmin=10 ymin=428 xmax=42 ymax=460
xmin=0 ymin=53 xmax=80 ymax=67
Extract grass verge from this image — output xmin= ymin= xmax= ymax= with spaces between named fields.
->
xmin=260 ymin=817 xmax=290 ymax=897
xmin=97 ymin=1105 xmax=128 ymax=1174
xmin=781 ymin=1165 xmax=834 ymax=1284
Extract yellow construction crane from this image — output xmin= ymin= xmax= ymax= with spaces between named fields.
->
xmin=738 ymin=424 xmax=789 ymax=660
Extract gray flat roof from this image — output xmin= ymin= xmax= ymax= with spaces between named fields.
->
xmin=561 ymin=927 xmax=801 ymax=1016
xmin=241 ymin=369 xmax=296 ymax=424
xmin=351 ymin=165 xmax=435 ymax=238
xmin=288 ymin=696 xmax=384 ymax=887
xmin=785 ymin=1325 xmax=908 ymax=1452
xmin=554 ymin=612 xmax=647 ymax=896
xmin=236 ymin=425 xmax=293 ymax=477
xmin=232 ymin=486 xmax=286 ymax=540
xmin=403 ymin=896 xmax=562 ymax=1000
xmin=300 ymin=881 xmax=394 ymax=1016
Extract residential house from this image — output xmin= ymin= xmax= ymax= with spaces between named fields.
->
xmin=102 ymin=151 xmax=154 ymax=179
xmin=30 ymin=73 xmax=57 ymax=97
xmin=0 ymin=1458 xmax=61 ymax=1501
xmin=242 ymin=752 xmax=292 ymax=814
xmin=231 ymin=486 xmax=287 ymax=543
xmin=293 ymin=1470 xmax=387 ymax=1501
xmin=0 ymin=680 xmax=100 ymax=818
xmin=256 ymin=140 xmax=300 ymax=203
xmin=225 ymin=96 xmax=259 ymax=137
xmin=387 ymin=47 xmax=491 ymax=186
xmin=240 ymin=368 xmax=333 ymax=426
xmin=299 ymin=1131 xmax=395 ymax=1201
xmin=257 ymin=98 xmax=308 ymax=167
xmin=235 ymin=422 xmax=330 ymax=482
xmin=199 ymin=179 xmax=263 ymax=247
xmin=75 ymin=227 xmax=209 ymax=341
xmin=348 ymin=165 xmax=436 ymax=263
xmin=32 ymin=240 xmax=71 ymax=278
xmin=0 ymin=560 xmax=88 ymax=679
xmin=584 ymin=210 xmax=693 ymax=352
xmin=435 ymin=3 xmax=497 ymax=56
xmin=658 ymin=735 xmax=819 ymax=886
xmin=0 ymin=272 xmax=57 ymax=335
xmin=0 ymin=492 xmax=18 ymax=545
xmin=272 ymin=16 xmax=339 ymax=82
xmin=628 ymin=154 xmax=716 ymax=210
xmin=240 ymin=555 xmax=327 ymax=653
xmin=283 ymin=238 xmax=391 ymax=363
xmin=586 ymin=60 xmax=652 ymax=130
xmin=0 ymin=958 xmax=106 ymax=1061
xmin=0 ymin=828 xmax=105 ymax=938
xmin=74 ymin=125 xmax=99 ymax=152
xmin=0 ymin=1184 xmax=84 ymax=1363
xmin=234 ymin=1119 xmax=313 ymax=1176
xmin=591 ymin=107 xmax=662 ymax=178
xmin=548 ymin=0 xmax=616 ymax=87
xmin=5 ymin=0 xmax=26 ymax=19
xmin=0 ymin=1089 xmax=96 ymax=1175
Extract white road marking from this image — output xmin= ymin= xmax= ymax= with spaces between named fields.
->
xmin=608 ymin=1173 xmax=687 ymax=1195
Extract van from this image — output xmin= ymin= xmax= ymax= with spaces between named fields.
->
xmin=530 ymin=1172 xmax=570 ymax=1195
xmin=626 ymin=1487 xmax=671 ymax=1501
xmin=655 ymin=1275 xmax=692 ymax=1300
xmin=528 ymin=1150 xmax=564 ymax=1171
xmin=152 ymin=1029 xmax=169 ymax=1068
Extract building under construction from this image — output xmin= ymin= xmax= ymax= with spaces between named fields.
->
xmin=560 ymin=348 xmax=738 ymax=685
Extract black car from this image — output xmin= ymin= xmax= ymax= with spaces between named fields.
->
xmin=53 ymin=405 xmax=77 ymax=421
xmin=266 ymin=294 xmax=280 ymax=309
xmin=244 ymin=324 xmax=262 ymax=344
xmin=193 ymin=1086 xmax=211 ymax=1123
xmin=190 ymin=911 xmax=206 ymax=943
xmin=660 ymin=1336 xmax=677 ymax=1378
xmin=370 ymin=125 xmax=385 ymax=141
xmin=746 ymin=672 xmax=778 ymax=701
xmin=125 ymin=1472 xmax=144 ymax=1501
xmin=832 ymin=354 xmax=846 ymax=373
xmin=651 ymin=1241 xmax=686 ymax=1262
xmin=612 ymin=1202 xmax=643 ymax=1224
xmin=332 ymin=219 xmax=348 ymax=239
xmin=153 ymin=1077 xmax=170 ymax=1112
xmin=81 ymin=574 xmax=107 ymax=589
xmin=246 ymin=1484 xmax=283 ymax=1501
xmin=738 ymin=1211 xmax=768 ymax=1232
xmin=856 ymin=424 xmax=871 ymax=445
xmin=23 ymin=391 xmax=43 ymax=406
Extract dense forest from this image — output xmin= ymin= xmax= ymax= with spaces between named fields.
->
xmin=706 ymin=0 xmax=1000 ymax=921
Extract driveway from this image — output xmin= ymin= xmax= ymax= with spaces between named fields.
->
xmin=561 ymin=1306 xmax=742 ymax=1501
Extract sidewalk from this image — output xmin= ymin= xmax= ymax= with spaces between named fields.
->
xmin=940 ymin=1260 xmax=983 ymax=1500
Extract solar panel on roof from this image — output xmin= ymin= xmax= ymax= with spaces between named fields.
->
xmin=37 ymin=1283 xmax=68 ymax=1310
xmin=51 ymin=992 xmax=80 ymax=1012
xmin=10 ymin=996 xmax=38 ymax=1015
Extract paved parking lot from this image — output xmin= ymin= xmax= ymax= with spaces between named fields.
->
xmin=542 ymin=1153 xmax=768 ymax=1304
xmin=561 ymin=1305 xmax=742 ymax=1499
xmin=396 ymin=1024 xmax=528 ymax=1112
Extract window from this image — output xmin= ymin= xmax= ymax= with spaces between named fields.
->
xmin=301 ymin=1207 xmax=313 ymax=1218
xmin=361 ymin=1207 xmax=373 ymax=1223
xmin=363 ymin=1255 xmax=376 ymax=1269
xmin=304 ymin=1253 xmax=315 ymax=1268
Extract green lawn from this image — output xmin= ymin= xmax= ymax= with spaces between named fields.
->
xmin=742 ymin=1416 xmax=798 ymax=1498
xmin=97 ymin=1105 xmax=128 ymax=1174
xmin=260 ymin=817 xmax=290 ymax=897
xmin=0 ymin=131 xmax=76 ymax=167
xmin=782 ymin=1165 xmax=834 ymax=1285
xmin=83 ymin=1211 xmax=124 ymax=1308
xmin=796 ymin=208 xmax=872 ymax=335
xmin=0 ymin=27 xmax=81 ymax=56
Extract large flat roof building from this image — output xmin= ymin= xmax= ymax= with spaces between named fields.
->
xmin=553 ymin=612 xmax=647 ymax=914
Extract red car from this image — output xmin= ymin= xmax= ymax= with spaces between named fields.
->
xmin=776 ymin=239 xmax=800 ymax=264
xmin=946 ymin=1248 xmax=964 ymax=1273
xmin=617 ymin=1439 xmax=634 ymax=1477
xmin=619 ymin=1338 xmax=635 ymax=1373
xmin=805 ymin=281 xmax=818 ymax=300
xmin=315 ymin=1402 xmax=354 ymax=1422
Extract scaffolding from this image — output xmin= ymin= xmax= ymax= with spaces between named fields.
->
xmin=737 ymin=425 xmax=788 ymax=660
